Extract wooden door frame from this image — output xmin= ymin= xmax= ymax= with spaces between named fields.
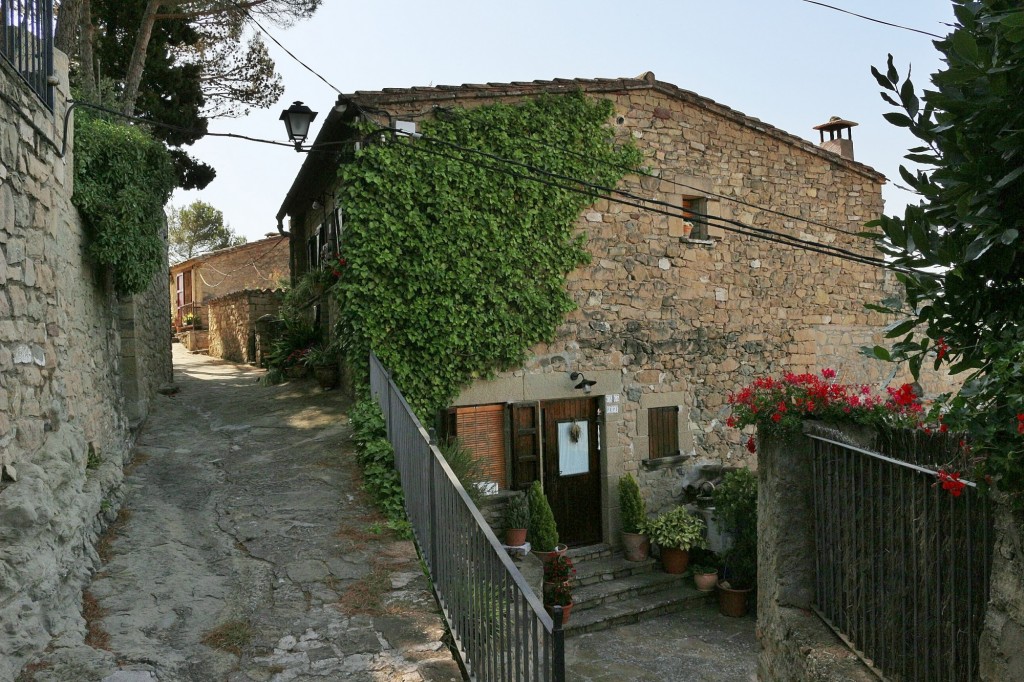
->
xmin=539 ymin=396 xmax=603 ymax=547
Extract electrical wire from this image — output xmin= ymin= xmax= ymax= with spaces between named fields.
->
xmin=452 ymin=113 xmax=865 ymax=239
xmin=232 ymin=1 xmax=342 ymax=94
xmin=364 ymin=118 xmax=897 ymax=271
xmin=387 ymin=135 xmax=905 ymax=273
xmin=234 ymin=15 xmax=895 ymax=242
xmin=63 ymin=100 xmax=298 ymax=156
xmin=798 ymin=1 xmax=945 ymax=39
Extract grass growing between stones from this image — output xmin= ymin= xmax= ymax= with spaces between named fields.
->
xmin=124 ymin=451 xmax=151 ymax=474
xmin=338 ymin=562 xmax=392 ymax=615
xmin=82 ymin=590 xmax=110 ymax=650
xmin=96 ymin=507 xmax=132 ymax=563
xmin=201 ymin=619 xmax=253 ymax=657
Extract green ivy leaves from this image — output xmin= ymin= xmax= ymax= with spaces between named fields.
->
xmin=336 ymin=93 xmax=639 ymax=418
xmin=73 ymin=112 xmax=176 ymax=296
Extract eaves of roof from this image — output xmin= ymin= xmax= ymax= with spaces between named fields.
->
xmin=276 ymin=73 xmax=885 ymax=222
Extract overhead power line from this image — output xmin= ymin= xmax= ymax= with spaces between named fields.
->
xmin=798 ymin=1 xmax=945 ymax=39
xmin=371 ymin=125 xmax=911 ymax=274
xmin=232 ymin=1 xmax=342 ymax=94
xmin=451 ymin=112 xmax=864 ymax=239
xmin=357 ymin=115 xmax=896 ymax=271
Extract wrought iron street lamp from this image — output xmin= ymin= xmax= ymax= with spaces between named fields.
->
xmin=279 ymin=101 xmax=318 ymax=151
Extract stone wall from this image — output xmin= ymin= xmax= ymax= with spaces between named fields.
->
xmin=207 ymin=289 xmax=283 ymax=364
xmin=979 ymin=496 xmax=1024 ymax=681
xmin=0 ymin=53 xmax=168 ymax=676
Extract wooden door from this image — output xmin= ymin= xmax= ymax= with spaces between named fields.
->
xmin=542 ymin=398 xmax=601 ymax=547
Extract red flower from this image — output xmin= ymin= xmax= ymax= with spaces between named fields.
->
xmin=939 ymin=423 xmax=949 ymax=433
xmin=935 ymin=337 xmax=949 ymax=361
xmin=726 ymin=416 xmax=737 ymax=428
xmin=771 ymin=413 xmax=782 ymax=423
xmin=821 ymin=368 xmax=837 ymax=380
xmin=936 ymin=470 xmax=966 ymax=498
xmin=746 ymin=436 xmax=756 ymax=454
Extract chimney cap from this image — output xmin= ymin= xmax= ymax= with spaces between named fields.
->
xmin=813 ymin=116 xmax=858 ymax=132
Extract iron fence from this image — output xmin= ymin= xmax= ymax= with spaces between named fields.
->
xmin=0 ymin=0 xmax=53 ymax=109
xmin=809 ymin=433 xmax=993 ymax=681
xmin=370 ymin=352 xmax=565 ymax=682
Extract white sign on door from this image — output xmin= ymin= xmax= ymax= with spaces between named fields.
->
xmin=558 ymin=421 xmax=589 ymax=476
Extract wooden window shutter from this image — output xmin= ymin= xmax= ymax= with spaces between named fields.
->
xmin=510 ymin=402 xmax=541 ymax=490
xmin=649 ymin=406 xmax=680 ymax=459
xmin=454 ymin=404 xmax=507 ymax=490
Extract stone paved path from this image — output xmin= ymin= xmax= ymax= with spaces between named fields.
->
xmin=566 ymin=605 xmax=758 ymax=681
xmin=20 ymin=346 xmax=462 ymax=682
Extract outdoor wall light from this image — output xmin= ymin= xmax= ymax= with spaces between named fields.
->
xmin=570 ymin=372 xmax=598 ymax=394
xmin=280 ymin=101 xmax=318 ymax=151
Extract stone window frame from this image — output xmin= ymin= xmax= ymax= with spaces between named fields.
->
xmin=638 ymin=392 xmax=693 ymax=470
xmin=681 ymin=197 xmax=709 ymax=240
xmin=648 ymin=406 xmax=681 ymax=460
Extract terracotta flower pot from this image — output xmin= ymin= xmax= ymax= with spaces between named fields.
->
xmin=534 ymin=544 xmax=568 ymax=564
xmin=717 ymin=580 xmax=753 ymax=617
xmin=694 ymin=571 xmax=718 ymax=592
xmin=505 ymin=528 xmax=527 ymax=547
xmin=545 ymin=602 xmax=573 ymax=625
xmin=313 ymin=364 xmax=339 ymax=390
xmin=660 ymin=547 xmax=690 ymax=574
xmin=621 ymin=531 xmax=650 ymax=562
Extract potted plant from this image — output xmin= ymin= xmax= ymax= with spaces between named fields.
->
xmin=502 ymin=494 xmax=529 ymax=547
xmin=526 ymin=481 xmax=565 ymax=562
xmin=646 ymin=505 xmax=706 ymax=574
xmin=692 ymin=564 xmax=719 ymax=591
xmin=618 ymin=473 xmax=650 ymax=562
xmin=182 ymin=312 xmax=199 ymax=328
xmin=542 ymin=554 xmax=576 ymax=596
xmin=713 ymin=468 xmax=758 ymax=616
xmin=544 ymin=580 xmax=574 ymax=624
xmin=301 ymin=340 xmax=341 ymax=389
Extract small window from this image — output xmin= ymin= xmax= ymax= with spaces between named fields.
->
xmin=681 ymin=198 xmax=708 ymax=239
xmin=649 ymin=406 xmax=680 ymax=459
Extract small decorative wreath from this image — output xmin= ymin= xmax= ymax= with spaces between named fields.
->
xmin=569 ymin=422 xmax=582 ymax=444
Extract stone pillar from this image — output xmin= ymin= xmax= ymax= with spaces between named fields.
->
xmin=756 ymin=422 xmax=875 ymax=681
xmin=979 ymin=495 xmax=1024 ymax=681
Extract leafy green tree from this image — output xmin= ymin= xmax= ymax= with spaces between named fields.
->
xmin=168 ymin=200 xmax=245 ymax=262
xmin=868 ymin=0 xmax=1024 ymax=495
xmin=56 ymin=0 xmax=322 ymax=188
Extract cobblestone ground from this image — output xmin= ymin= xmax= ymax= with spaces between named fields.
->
xmin=19 ymin=346 xmax=463 ymax=682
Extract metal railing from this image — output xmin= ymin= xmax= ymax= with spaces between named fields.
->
xmin=810 ymin=433 xmax=993 ymax=681
xmin=0 ymin=0 xmax=53 ymax=109
xmin=175 ymin=302 xmax=204 ymax=329
xmin=370 ymin=352 xmax=565 ymax=682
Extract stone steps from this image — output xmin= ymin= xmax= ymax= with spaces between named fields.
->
xmin=570 ymin=553 xmax=657 ymax=587
xmin=560 ymin=548 xmax=717 ymax=637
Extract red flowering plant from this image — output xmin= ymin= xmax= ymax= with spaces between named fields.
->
xmin=542 ymin=555 xmax=576 ymax=584
xmin=326 ymin=255 xmax=347 ymax=280
xmin=726 ymin=368 xmax=926 ymax=446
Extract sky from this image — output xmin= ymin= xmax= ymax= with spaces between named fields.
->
xmin=173 ymin=1 xmax=957 ymax=243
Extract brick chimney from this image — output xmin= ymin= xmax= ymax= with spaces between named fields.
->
xmin=813 ymin=116 xmax=858 ymax=161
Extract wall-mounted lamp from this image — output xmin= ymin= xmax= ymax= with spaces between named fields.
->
xmin=279 ymin=101 xmax=318 ymax=151
xmin=570 ymin=372 xmax=598 ymax=394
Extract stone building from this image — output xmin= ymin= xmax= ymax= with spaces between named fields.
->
xmin=277 ymin=72 xmax=933 ymax=548
xmin=169 ymin=235 xmax=288 ymax=329
xmin=1 ymin=47 xmax=170 ymax=675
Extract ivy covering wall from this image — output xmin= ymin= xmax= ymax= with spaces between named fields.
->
xmin=73 ymin=112 xmax=176 ymax=296
xmin=335 ymin=93 xmax=640 ymax=417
